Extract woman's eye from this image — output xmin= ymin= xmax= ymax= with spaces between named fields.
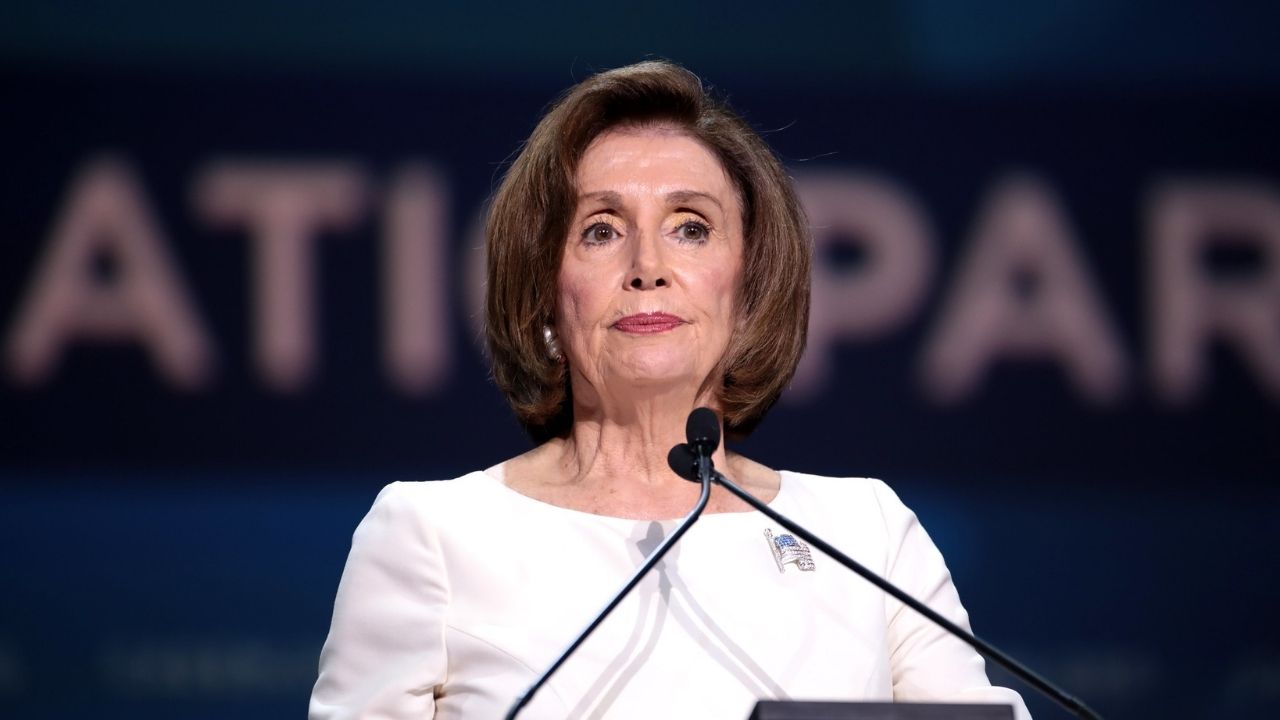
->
xmin=583 ymin=223 xmax=618 ymax=243
xmin=676 ymin=221 xmax=710 ymax=242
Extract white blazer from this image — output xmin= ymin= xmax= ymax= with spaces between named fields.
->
xmin=310 ymin=469 xmax=1030 ymax=719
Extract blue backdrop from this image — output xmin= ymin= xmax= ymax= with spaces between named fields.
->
xmin=2 ymin=4 xmax=1278 ymax=719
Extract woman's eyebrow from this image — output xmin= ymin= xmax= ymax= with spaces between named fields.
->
xmin=666 ymin=190 xmax=723 ymax=212
xmin=577 ymin=190 xmax=624 ymax=208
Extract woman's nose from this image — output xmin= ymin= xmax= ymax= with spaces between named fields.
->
xmin=626 ymin=231 xmax=670 ymax=290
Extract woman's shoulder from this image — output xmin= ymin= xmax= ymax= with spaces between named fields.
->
xmin=382 ymin=469 xmax=493 ymax=492
xmin=365 ymin=470 xmax=502 ymax=525
xmin=778 ymin=471 xmax=917 ymax=524
xmin=780 ymin=471 xmax=897 ymax=500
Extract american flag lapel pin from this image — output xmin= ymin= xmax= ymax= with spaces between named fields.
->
xmin=764 ymin=528 xmax=816 ymax=573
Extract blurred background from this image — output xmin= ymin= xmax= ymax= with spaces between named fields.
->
xmin=2 ymin=2 xmax=1278 ymax=718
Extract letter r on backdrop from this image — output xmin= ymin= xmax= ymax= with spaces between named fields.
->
xmin=1149 ymin=181 xmax=1280 ymax=402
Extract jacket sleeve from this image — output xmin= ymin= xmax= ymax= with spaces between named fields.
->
xmin=310 ymin=482 xmax=450 ymax=720
xmin=872 ymin=480 xmax=1032 ymax=720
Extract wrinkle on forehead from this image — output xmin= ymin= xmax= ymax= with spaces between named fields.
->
xmin=574 ymin=126 xmax=743 ymax=216
xmin=577 ymin=189 xmax=726 ymax=214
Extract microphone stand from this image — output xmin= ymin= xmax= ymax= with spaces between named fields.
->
xmin=503 ymin=467 xmax=713 ymax=720
xmin=705 ymin=467 xmax=1103 ymax=720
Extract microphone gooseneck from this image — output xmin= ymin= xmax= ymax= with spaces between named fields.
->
xmin=668 ymin=405 xmax=1102 ymax=720
xmin=707 ymin=469 xmax=1101 ymax=719
xmin=503 ymin=420 xmax=714 ymax=720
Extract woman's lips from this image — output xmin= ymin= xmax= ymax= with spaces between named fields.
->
xmin=612 ymin=312 xmax=686 ymax=334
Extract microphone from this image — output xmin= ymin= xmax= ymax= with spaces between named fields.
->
xmin=667 ymin=408 xmax=1102 ymax=720
xmin=686 ymin=406 xmax=720 ymax=454
xmin=684 ymin=406 xmax=719 ymax=487
xmin=503 ymin=419 xmax=715 ymax=720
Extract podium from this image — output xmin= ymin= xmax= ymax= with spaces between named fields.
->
xmin=749 ymin=701 xmax=1014 ymax=720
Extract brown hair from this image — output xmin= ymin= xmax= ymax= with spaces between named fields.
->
xmin=485 ymin=60 xmax=810 ymax=442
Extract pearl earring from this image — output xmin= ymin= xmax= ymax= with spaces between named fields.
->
xmin=542 ymin=325 xmax=562 ymax=361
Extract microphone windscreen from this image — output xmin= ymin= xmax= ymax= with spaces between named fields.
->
xmin=686 ymin=407 xmax=721 ymax=453
xmin=666 ymin=443 xmax=699 ymax=481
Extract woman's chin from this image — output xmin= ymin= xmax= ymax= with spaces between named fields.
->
xmin=606 ymin=358 xmax=702 ymax=391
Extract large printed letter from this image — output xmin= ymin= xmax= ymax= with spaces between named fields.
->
xmin=383 ymin=165 xmax=451 ymax=394
xmin=921 ymin=175 xmax=1127 ymax=403
xmin=1149 ymin=181 xmax=1280 ymax=402
xmin=790 ymin=172 xmax=935 ymax=396
xmin=194 ymin=162 xmax=366 ymax=391
xmin=6 ymin=157 xmax=214 ymax=388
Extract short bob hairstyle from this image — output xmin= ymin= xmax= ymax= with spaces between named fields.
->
xmin=485 ymin=60 xmax=810 ymax=442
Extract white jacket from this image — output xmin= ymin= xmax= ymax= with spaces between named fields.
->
xmin=310 ymin=469 xmax=1030 ymax=719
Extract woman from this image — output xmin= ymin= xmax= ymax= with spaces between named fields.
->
xmin=310 ymin=61 xmax=1030 ymax=719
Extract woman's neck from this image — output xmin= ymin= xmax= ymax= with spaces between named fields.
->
xmin=502 ymin=397 xmax=778 ymax=520
xmin=566 ymin=408 xmax=724 ymax=484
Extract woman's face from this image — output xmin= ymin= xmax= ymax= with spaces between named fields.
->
xmin=557 ymin=126 xmax=744 ymax=404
